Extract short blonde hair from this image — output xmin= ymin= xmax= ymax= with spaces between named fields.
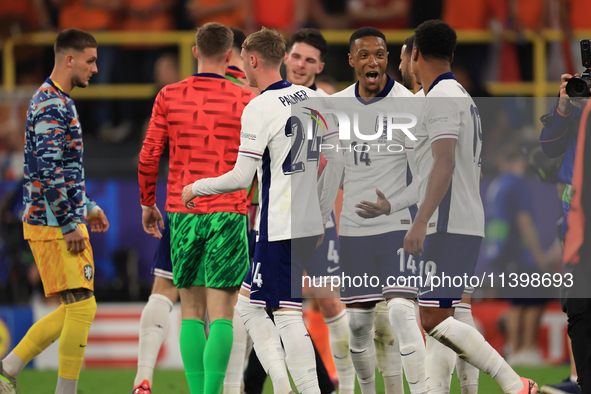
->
xmin=242 ymin=27 xmax=286 ymax=65
xmin=195 ymin=22 xmax=233 ymax=59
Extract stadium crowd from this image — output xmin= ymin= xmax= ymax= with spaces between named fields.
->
xmin=0 ymin=1 xmax=590 ymax=394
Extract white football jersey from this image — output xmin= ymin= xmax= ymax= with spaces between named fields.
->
xmin=332 ymin=76 xmax=422 ymax=237
xmin=238 ymin=81 xmax=336 ymax=241
xmin=404 ymin=88 xmax=425 ymax=172
xmin=413 ymin=74 xmax=484 ymax=236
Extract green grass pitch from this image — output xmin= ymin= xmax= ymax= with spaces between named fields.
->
xmin=19 ymin=366 xmax=571 ymax=393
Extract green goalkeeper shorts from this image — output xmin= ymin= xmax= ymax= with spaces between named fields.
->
xmin=168 ymin=212 xmax=249 ymax=289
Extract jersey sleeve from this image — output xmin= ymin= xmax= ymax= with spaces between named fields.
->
xmin=424 ymin=95 xmax=461 ymax=143
xmin=34 ymin=99 xmax=78 ymax=234
xmin=318 ymin=136 xmax=344 ymax=224
xmin=321 ymin=111 xmax=339 ymax=142
xmin=386 ymin=135 xmax=420 ymax=215
xmin=85 ymin=193 xmax=98 ymax=215
xmin=138 ymin=87 xmax=169 ymax=207
xmin=237 ymin=105 xmax=269 ymax=159
xmin=539 ymin=104 xmax=581 ymax=158
xmin=192 ymin=154 xmax=259 ymax=196
xmin=314 ymin=99 xmax=341 ymax=223
xmin=405 ymin=136 xmax=416 ymax=174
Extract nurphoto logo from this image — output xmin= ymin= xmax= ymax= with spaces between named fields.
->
xmin=316 ymin=109 xmax=417 ymax=141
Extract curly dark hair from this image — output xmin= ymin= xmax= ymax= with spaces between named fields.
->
xmin=414 ymin=20 xmax=456 ymax=62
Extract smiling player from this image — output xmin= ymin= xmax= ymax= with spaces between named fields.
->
xmin=284 ymin=29 xmax=327 ymax=92
xmin=332 ymin=27 xmax=426 ymax=394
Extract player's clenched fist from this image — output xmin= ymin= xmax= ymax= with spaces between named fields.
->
xmin=87 ymin=206 xmax=110 ymax=233
xmin=182 ymin=184 xmax=196 ymax=209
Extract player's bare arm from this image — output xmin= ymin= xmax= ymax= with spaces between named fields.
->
xmin=315 ymin=224 xmax=326 ymax=248
xmin=87 ymin=206 xmax=109 ymax=233
xmin=404 ymin=138 xmax=456 ymax=256
xmin=64 ymin=228 xmax=86 ymax=253
xmin=356 ymin=179 xmax=420 ymax=219
xmin=516 ymin=211 xmax=549 ymax=270
xmin=356 ymin=153 xmax=420 ymax=219
xmin=141 ymin=205 xmax=164 ymax=239
xmin=181 ymin=185 xmax=197 ymax=208
xmin=355 ymin=188 xmax=391 ymax=218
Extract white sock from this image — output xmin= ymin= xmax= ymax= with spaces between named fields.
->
xmin=429 ymin=317 xmax=524 ymax=394
xmin=244 ymin=333 xmax=253 ymax=370
xmin=235 ymin=295 xmax=291 ymax=394
xmin=2 ymin=352 xmax=25 ymax=379
xmin=425 ymin=334 xmax=455 ymax=393
xmin=387 ymin=298 xmax=426 ymax=394
xmin=224 ymin=308 xmax=248 ymax=394
xmin=325 ymin=309 xmax=355 ymax=394
xmin=347 ymin=307 xmax=377 ymax=394
xmin=134 ymin=294 xmax=173 ymax=386
xmin=374 ymin=303 xmax=403 ymax=394
xmin=274 ymin=310 xmax=320 ymax=394
xmin=454 ymin=304 xmax=480 ymax=394
xmin=55 ymin=376 xmax=77 ymax=394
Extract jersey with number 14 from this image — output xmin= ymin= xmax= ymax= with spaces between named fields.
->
xmin=237 ymin=81 xmax=336 ymax=242
xmin=332 ymin=76 xmax=421 ymax=237
xmin=414 ymin=75 xmax=484 ymax=236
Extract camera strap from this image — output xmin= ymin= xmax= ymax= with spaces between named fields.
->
xmin=540 ymin=95 xmax=561 ymax=127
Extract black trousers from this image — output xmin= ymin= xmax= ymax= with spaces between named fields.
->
xmin=561 ymin=263 xmax=591 ymax=393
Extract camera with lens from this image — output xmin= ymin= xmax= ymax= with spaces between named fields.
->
xmin=566 ymin=39 xmax=591 ymax=97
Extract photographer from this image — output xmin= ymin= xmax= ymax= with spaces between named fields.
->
xmin=540 ymin=68 xmax=590 ymax=392
xmin=562 ymin=98 xmax=591 ymax=393
xmin=540 ymin=72 xmax=586 ymax=241
xmin=538 ymin=71 xmax=586 ymax=394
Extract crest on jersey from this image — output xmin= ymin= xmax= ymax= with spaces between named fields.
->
xmin=428 ymin=116 xmax=449 ymax=125
xmin=241 ymin=132 xmax=256 ymax=140
xmin=83 ymin=265 xmax=93 ymax=281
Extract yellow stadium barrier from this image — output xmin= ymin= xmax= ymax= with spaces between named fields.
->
xmin=3 ymin=29 xmax=591 ymax=123
xmin=2 ymin=31 xmax=196 ymax=98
